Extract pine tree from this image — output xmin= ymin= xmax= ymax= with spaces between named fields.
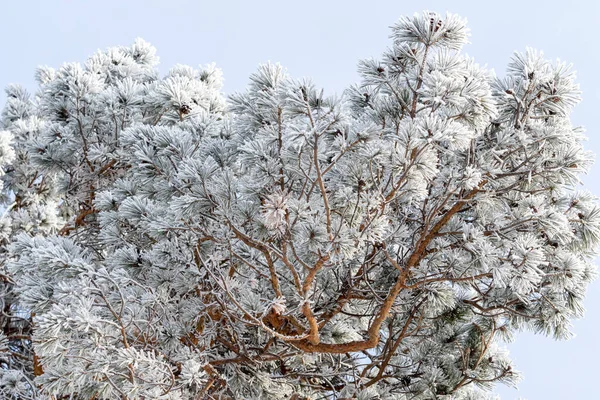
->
xmin=0 ymin=11 xmax=598 ymax=400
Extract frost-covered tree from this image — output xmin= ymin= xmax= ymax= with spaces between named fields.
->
xmin=1 ymin=11 xmax=599 ymax=400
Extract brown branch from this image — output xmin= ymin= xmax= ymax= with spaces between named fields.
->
xmin=58 ymin=207 xmax=96 ymax=236
xmin=365 ymin=301 xmax=424 ymax=387
xmin=229 ymin=223 xmax=282 ymax=298
xmin=292 ymin=183 xmax=486 ymax=354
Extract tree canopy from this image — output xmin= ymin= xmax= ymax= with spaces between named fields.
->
xmin=0 ymin=11 xmax=598 ymax=400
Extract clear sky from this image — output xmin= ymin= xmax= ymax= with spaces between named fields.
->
xmin=1 ymin=1 xmax=599 ymax=398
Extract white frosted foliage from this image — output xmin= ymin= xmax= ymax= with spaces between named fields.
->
xmin=0 ymin=10 xmax=598 ymax=400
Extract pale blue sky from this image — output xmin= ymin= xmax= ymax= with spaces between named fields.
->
xmin=1 ymin=1 xmax=599 ymax=398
